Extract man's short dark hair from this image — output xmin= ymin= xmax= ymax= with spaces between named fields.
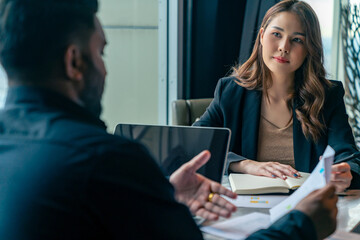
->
xmin=0 ymin=0 xmax=99 ymax=81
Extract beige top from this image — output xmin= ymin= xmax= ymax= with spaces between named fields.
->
xmin=257 ymin=115 xmax=295 ymax=168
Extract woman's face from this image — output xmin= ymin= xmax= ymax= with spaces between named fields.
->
xmin=260 ymin=11 xmax=308 ymax=79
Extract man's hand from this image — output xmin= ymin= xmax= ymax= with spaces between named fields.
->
xmin=331 ymin=163 xmax=352 ymax=192
xmin=294 ymin=184 xmax=338 ymax=239
xmin=169 ymin=150 xmax=237 ymax=221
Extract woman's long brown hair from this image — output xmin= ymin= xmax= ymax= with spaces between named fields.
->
xmin=232 ymin=0 xmax=331 ymax=142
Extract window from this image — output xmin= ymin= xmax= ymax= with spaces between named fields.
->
xmin=340 ymin=0 xmax=360 ymax=145
xmin=303 ymin=0 xmax=336 ymax=79
xmin=98 ymin=0 xmax=163 ymax=132
xmin=0 ymin=65 xmax=6 ymax=108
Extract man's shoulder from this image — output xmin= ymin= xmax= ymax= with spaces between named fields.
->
xmin=36 ymin=116 xmax=144 ymax=162
xmin=57 ymin=119 xmax=140 ymax=152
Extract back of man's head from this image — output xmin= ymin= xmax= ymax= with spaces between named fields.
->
xmin=0 ymin=0 xmax=98 ymax=82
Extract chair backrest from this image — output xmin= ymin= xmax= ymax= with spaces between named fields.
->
xmin=172 ymin=98 xmax=213 ymax=126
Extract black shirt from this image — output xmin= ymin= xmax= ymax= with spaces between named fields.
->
xmin=0 ymin=86 xmax=202 ymax=239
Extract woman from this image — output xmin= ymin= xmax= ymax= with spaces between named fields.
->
xmin=194 ymin=0 xmax=360 ymax=191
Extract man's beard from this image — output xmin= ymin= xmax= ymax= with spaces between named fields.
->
xmin=79 ymin=58 xmax=104 ymax=118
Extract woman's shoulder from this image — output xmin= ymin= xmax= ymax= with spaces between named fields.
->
xmin=329 ymin=80 xmax=344 ymax=88
xmin=215 ymin=76 xmax=261 ymax=102
xmin=322 ymin=80 xmax=346 ymax=110
xmin=217 ymin=76 xmax=248 ymax=92
xmin=327 ymin=80 xmax=345 ymax=97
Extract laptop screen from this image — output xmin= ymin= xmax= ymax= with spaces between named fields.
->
xmin=114 ymin=124 xmax=231 ymax=183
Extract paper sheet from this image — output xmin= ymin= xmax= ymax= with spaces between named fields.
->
xmin=326 ymin=230 xmax=360 ymax=240
xmin=269 ymin=145 xmax=335 ymax=222
xmin=223 ymin=195 xmax=288 ymax=208
xmin=201 ymin=212 xmax=271 ymax=240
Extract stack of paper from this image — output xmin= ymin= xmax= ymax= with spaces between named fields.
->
xmin=201 ymin=212 xmax=271 ymax=240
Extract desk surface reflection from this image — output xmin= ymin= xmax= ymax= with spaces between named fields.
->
xmin=202 ymin=176 xmax=360 ymax=240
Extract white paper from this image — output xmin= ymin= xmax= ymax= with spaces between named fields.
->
xmin=269 ymin=145 xmax=335 ymax=222
xmin=223 ymin=195 xmax=288 ymax=208
xmin=201 ymin=212 xmax=271 ymax=240
xmin=323 ymin=146 xmax=335 ymax=183
xmin=325 ymin=230 xmax=360 ymax=240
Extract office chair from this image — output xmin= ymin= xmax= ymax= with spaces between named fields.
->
xmin=171 ymin=98 xmax=213 ymax=126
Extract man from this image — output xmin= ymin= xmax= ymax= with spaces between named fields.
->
xmin=0 ymin=0 xmax=337 ymax=239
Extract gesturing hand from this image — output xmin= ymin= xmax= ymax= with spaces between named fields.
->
xmin=169 ymin=150 xmax=237 ymax=221
xmin=294 ymin=184 xmax=338 ymax=239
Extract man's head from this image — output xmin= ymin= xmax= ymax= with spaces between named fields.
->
xmin=0 ymin=0 xmax=107 ymax=117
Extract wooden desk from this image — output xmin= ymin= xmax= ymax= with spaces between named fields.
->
xmin=202 ymin=176 xmax=360 ymax=240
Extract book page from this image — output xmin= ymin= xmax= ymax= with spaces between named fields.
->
xmin=285 ymin=172 xmax=310 ymax=189
xmin=229 ymin=174 xmax=289 ymax=194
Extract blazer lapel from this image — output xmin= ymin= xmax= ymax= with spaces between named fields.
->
xmin=293 ymin=103 xmax=312 ymax=172
xmin=241 ymin=90 xmax=261 ymax=160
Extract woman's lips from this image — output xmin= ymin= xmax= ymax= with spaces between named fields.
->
xmin=273 ymin=56 xmax=289 ymax=63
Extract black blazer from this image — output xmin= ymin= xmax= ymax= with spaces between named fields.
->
xmin=194 ymin=77 xmax=360 ymax=188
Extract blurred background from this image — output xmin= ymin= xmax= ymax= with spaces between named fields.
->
xmin=0 ymin=0 xmax=359 ymax=141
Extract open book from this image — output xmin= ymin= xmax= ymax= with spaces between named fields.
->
xmin=229 ymin=172 xmax=310 ymax=194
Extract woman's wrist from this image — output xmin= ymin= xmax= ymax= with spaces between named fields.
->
xmin=229 ymin=159 xmax=254 ymax=173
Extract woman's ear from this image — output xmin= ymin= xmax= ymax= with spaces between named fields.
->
xmin=259 ymin=28 xmax=264 ymax=45
xmin=64 ymin=45 xmax=84 ymax=82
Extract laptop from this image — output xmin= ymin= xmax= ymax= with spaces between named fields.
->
xmin=114 ymin=124 xmax=231 ymax=183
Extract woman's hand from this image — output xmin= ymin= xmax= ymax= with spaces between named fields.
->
xmin=230 ymin=160 xmax=300 ymax=180
xmin=331 ymin=163 xmax=352 ymax=192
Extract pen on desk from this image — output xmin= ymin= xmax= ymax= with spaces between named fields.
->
xmin=333 ymin=152 xmax=360 ymax=164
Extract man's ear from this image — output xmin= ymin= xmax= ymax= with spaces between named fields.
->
xmin=64 ymin=45 xmax=84 ymax=82
xmin=259 ymin=28 xmax=264 ymax=45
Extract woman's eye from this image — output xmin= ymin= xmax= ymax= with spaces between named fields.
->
xmin=272 ymin=32 xmax=281 ymax=37
xmin=293 ymin=38 xmax=304 ymax=44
